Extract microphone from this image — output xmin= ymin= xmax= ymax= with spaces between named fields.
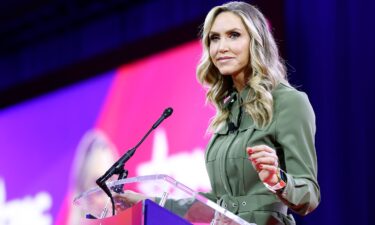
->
xmin=223 ymin=91 xmax=237 ymax=109
xmin=96 ymin=107 xmax=174 ymax=216
xmin=152 ymin=107 xmax=173 ymax=129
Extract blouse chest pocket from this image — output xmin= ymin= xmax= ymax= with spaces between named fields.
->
xmin=205 ymin=122 xmax=259 ymax=162
xmin=206 ymin=134 xmax=230 ymax=162
xmin=226 ymin=127 xmax=257 ymax=159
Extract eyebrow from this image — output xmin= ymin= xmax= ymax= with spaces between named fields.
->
xmin=209 ymin=28 xmax=243 ymax=35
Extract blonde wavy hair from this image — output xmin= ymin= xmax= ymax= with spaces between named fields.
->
xmin=197 ymin=1 xmax=288 ymax=130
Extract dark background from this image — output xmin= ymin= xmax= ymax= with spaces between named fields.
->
xmin=1 ymin=0 xmax=374 ymax=224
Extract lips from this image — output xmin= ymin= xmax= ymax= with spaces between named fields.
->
xmin=217 ymin=56 xmax=234 ymax=62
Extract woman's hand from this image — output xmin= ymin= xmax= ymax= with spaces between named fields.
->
xmin=247 ymin=145 xmax=280 ymax=186
xmin=113 ymin=190 xmax=154 ymax=212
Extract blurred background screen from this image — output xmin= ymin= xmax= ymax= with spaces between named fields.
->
xmin=0 ymin=0 xmax=374 ymax=224
xmin=0 ymin=40 xmax=215 ymax=224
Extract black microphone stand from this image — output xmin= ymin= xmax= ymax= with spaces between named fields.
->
xmin=95 ymin=107 xmax=173 ymax=217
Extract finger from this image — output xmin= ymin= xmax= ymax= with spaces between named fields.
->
xmin=252 ymin=161 xmax=262 ymax=172
xmin=250 ymin=161 xmax=278 ymax=173
xmin=251 ymin=145 xmax=275 ymax=153
xmin=247 ymin=145 xmax=275 ymax=155
xmin=248 ymin=154 xmax=278 ymax=171
xmin=113 ymin=194 xmax=126 ymax=201
xmin=248 ymin=157 xmax=261 ymax=172
xmin=259 ymin=164 xmax=278 ymax=183
xmin=259 ymin=164 xmax=278 ymax=174
xmin=249 ymin=152 xmax=278 ymax=160
xmin=114 ymin=197 xmax=133 ymax=210
xmin=123 ymin=190 xmax=134 ymax=194
xmin=249 ymin=151 xmax=278 ymax=162
xmin=251 ymin=161 xmax=271 ymax=173
xmin=113 ymin=191 xmax=136 ymax=204
xmin=251 ymin=156 xmax=279 ymax=167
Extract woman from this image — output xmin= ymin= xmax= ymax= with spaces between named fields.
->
xmin=113 ymin=2 xmax=320 ymax=224
xmin=55 ymin=129 xmax=119 ymax=225
xmin=196 ymin=1 xmax=320 ymax=224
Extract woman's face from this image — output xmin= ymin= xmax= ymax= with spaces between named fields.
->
xmin=209 ymin=11 xmax=250 ymax=78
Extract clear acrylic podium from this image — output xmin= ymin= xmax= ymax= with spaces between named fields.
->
xmin=74 ymin=174 xmax=255 ymax=225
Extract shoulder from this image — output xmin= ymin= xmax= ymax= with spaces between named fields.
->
xmin=273 ymin=83 xmax=308 ymax=102
xmin=272 ymin=83 xmax=312 ymax=110
xmin=272 ymin=83 xmax=315 ymax=126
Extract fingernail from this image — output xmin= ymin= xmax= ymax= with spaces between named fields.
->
xmin=247 ymin=148 xmax=253 ymax=154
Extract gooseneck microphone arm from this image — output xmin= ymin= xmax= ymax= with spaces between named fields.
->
xmin=95 ymin=107 xmax=173 ymax=216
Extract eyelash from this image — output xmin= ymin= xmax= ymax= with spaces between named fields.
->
xmin=209 ymin=32 xmax=241 ymax=42
xmin=229 ymin=32 xmax=240 ymax=39
xmin=209 ymin=35 xmax=220 ymax=41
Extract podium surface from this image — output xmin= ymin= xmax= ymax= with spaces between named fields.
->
xmin=74 ymin=174 xmax=255 ymax=225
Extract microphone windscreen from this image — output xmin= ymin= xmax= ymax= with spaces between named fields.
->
xmin=163 ymin=107 xmax=173 ymax=117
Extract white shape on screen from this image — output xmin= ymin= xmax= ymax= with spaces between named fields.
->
xmin=136 ymin=128 xmax=211 ymax=198
xmin=0 ymin=178 xmax=52 ymax=225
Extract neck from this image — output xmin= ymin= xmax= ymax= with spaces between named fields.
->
xmin=232 ymin=72 xmax=247 ymax=92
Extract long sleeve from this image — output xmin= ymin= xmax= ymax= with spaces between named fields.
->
xmin=199 ymin=191 xmax=217 ymax=202
xmin=274 ymin=89 xmax=320 ymax=215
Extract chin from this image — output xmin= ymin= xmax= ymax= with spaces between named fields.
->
xmin=216 ymin=65 xmax=240 ymax=75
xmin=217 ymin=68 xmax=235 ymax=76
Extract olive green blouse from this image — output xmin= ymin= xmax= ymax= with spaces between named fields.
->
xmin=203 ymin=83 xmax=320 ymax=224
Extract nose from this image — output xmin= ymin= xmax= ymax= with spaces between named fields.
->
xmin=218 ymin=38 xmax=229 ymax=53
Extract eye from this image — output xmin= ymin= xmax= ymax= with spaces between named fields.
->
xmin=229 ymin=32 xmax=240 ymax=39
xmin=209 ymin=34 xmax=220 ymax=42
